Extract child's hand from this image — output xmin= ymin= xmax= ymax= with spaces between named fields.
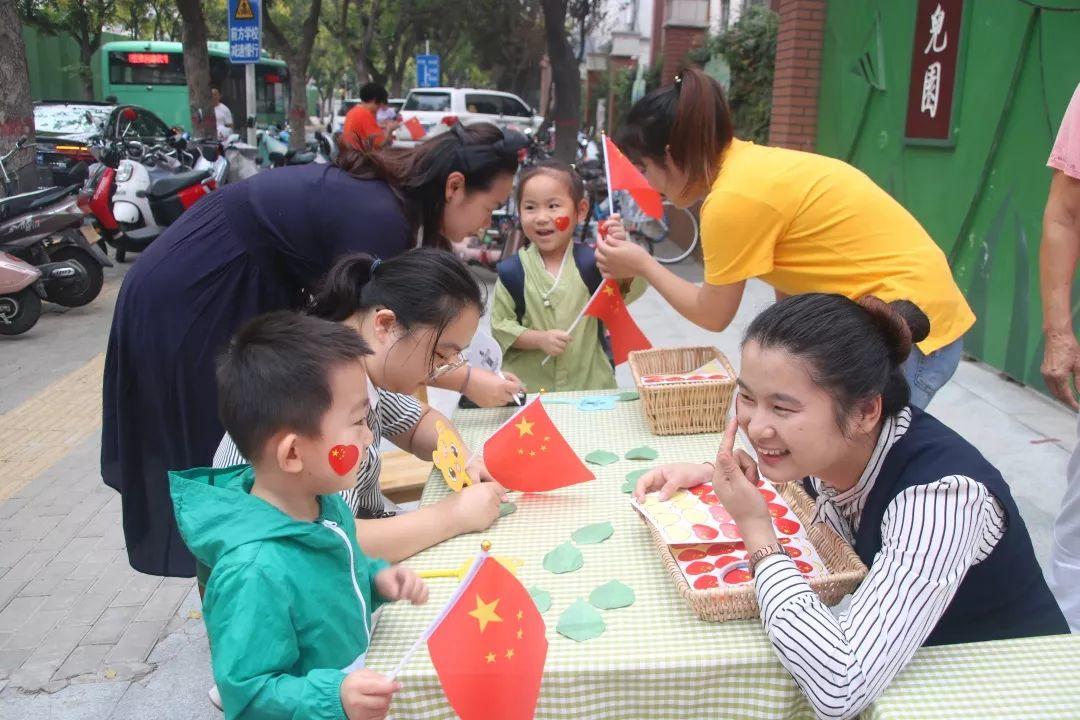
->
xmin=375 ymin=566 xmax=429 ymax=605
xmin=340 ymin=669 xmax=400 ymax=720
xmin=444 ymin=480 xmax=508 ymax=534
xmin=633 ymin=463 xmax=714 ymax=502
xmin=601 ymin=215 xmax=628 ymax=243
xmin=596 ymin=230 xmax=651 ymax=279
xmin=540 ymin=330 xmax=572 ymax=357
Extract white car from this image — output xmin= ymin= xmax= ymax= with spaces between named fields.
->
xmin=331 ymin=97 xmax=407 ymax=139
xmin=393 ymin=88 xmax=543 ymax=147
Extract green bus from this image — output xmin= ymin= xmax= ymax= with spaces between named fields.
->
xmin=98 ymin=40 xmax=290 ymax=132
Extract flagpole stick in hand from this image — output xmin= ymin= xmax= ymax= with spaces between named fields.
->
xmin=601 ymin=131 xmax=615 ymax=217
xmin=539 ymin=283 xmax=600 ymax=367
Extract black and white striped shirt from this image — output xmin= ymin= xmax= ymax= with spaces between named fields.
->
xmin=212 ymin=381 xmax=424 ymax=518
xmin=754 ymin=407 xmax=1007 ymax=720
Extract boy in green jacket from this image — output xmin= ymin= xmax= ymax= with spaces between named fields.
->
xmin=170 ymin=312 xmax=428 ymax=720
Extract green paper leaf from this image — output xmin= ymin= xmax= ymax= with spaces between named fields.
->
xmin=589 ymin=580 xmax=636 ymax=610
xmin=556 ymin=598 xmax=606 ymax=642
xmin=498 ymin=501 xmax=517 ymax=517
xmin=541 ymin=397 xmax=577 ymax=405
xmin=617 ymin=391 xmax=640 ymax=401
xmin=585 ymin=450 xmax=620 ymax=466
xmin=529 ymin=587 xmax=552 ymax=613
xmin=571 ymin=521 xmax=614 ymax=545
xmin=543 ymin=542 xmax=583 ymax=574
xmin=625 ymin=446 xmax=659 ymax=461
xmin=622 ymin=466 xmax=653 ymax=493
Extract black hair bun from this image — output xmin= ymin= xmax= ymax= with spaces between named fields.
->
xmin=857 ymin=296 xmax=930 ymax=365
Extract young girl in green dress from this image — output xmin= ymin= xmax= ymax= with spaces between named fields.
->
xmin=491 ymin=161 xmax=645 ymax=391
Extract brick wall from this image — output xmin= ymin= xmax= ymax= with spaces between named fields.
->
xmin=767 ymin=0 xmax=826 ymax=150
xmin=660 ymin=25 xmax=708 ymax=88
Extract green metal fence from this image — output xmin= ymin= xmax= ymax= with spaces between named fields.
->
xmin=816 ymin=0 xmax=1080 ymax=394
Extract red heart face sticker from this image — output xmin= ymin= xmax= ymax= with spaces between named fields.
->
xmin=554 ymin=215 xmax=571 ymax=231
xmin=723 ymin=567 xmax=753 ymax=585
xmin=677 ymin=548 xmax=708 ymax=563
xmin=328 ymin=444 xmax=360 ymax=476
xmin=685 ymin=561 xmax=715 ymax=575
xmin=692 ymin=524 xmax=720 ymax=541
xmin=784 ymin=546 xmax=802 ymax=558
xmin=706 ymin=542 xmax=743 ymax=556
xmin=693 ymin=574 xmax=719 ymax=590
xmin=759 ymin=489 xmax=776 ymax=502
xmin=774 ymin=517 xmax=801 ymax=535
xmin=709 ymin=505 xmax=733 ymax=523
xmin=766 ymin=502 xmax=788 ymax=518
xmin=795 ymin=560 xmax=814 ymax=574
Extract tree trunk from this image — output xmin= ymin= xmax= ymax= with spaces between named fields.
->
xmin=176 ymin=0 xmax=217 ymax=138
xmin=77 ymin=41 xmax=95 ymax=100
xmin=0 ymin=0 xmax=36 ymax=194
xmin=541 ymin=0 xmax=581 ymax=164
xmin=264 ymin=0 xmax=322 ymax=149
xmin=286 ymin=67 xmax=309 ymax=148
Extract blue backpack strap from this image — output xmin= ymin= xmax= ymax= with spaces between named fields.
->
xmin=496 ymin=254 xmax=527 ymax=324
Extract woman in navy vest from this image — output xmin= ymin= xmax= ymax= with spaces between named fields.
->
xmin=635 ymin=293 xmax=1067 ymax=720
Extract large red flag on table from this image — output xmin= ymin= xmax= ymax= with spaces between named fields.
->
xmin=404 ymin=116 xmax=426 ymax=140
xmin=483 ymin=397 xmax=594 ymax=492
xmin=427 ymin=554 xmax=548 ymax=720
xmin=604 ymin=135 xmax=664 ymax=220
xmin=584 ymin=279 xmax=652 ymax=365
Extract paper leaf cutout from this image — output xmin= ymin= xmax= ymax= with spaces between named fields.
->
xmin=589 ymin=580 xmax=635 ymax=610
xmin=529 ymin=586 xmax=552 ymax=613
xmin=585 ymin=450 xmax=620 ymax=466
xmin=577 ymin=396 xmax=618 ymax=412
xmin=622 ymin=467 xmax=652 ymax=493
xmin=617 ymin=391 xmax=640 ymax=401
xmin=557 ymin=598 xmax=606 ymax=642
xmin=543 ymin=542 xmax=583 ymax=574
xmin=498 ymin=501 xmax=517 ymax=518
xmin=571 ymin=521 xmax=614 ymax=545
xmin=625 ymin=446 xmax=659 ymax=461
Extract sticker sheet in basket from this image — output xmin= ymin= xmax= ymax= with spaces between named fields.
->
xmin=631 ymin=478 xmax=828 ymax=589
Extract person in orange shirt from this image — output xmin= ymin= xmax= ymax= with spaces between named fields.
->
xmin=596 ymin=68 xmax=975 ymax=408
xmin=342 ymin=82 xmax=391 ymax=149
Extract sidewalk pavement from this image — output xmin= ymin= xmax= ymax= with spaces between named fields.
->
xmin=0 ymin=267 xmax=1074 ymax=719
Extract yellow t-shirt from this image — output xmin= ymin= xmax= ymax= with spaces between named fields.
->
xmin=700 ymin=139 xmax=975 ymax=354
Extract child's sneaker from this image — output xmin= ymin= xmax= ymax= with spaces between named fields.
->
xmin=208 ymin=685 xmax=223 ymax=711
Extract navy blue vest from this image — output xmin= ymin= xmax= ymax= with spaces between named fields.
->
xmin=854 ymin=408 xmax=1068 ymax=646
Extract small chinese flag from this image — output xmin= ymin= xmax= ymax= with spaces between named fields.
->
xmin=404 ymin=116 xmax=426 ymax=140
xmin=584 ymin=279 xmax=652 ymax=365
xmin=604 ymin=135 xmax=664 ymax=220
xmin=483 ymin=398 xmax=594 ymax=492
xmin=427 ymin=554 xmax=548 ymax=720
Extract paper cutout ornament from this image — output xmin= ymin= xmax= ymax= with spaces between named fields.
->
xmin=432 ymin=420 xmax=472 ymax=492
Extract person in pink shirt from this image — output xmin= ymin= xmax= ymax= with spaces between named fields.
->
xmin=1040 ymin=81 xmax=1080 ymax=631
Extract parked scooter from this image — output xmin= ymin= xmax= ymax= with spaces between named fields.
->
xmin=257 ymin=126 xmax=328 ymax=168
xmin=0 ymin=138 xmax=110 ymax=308
xmin=0 ymin=251 xmax=86 ymax=336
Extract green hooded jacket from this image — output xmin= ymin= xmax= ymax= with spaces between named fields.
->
xmin=170 ymin=464 xmax=389 ymax=720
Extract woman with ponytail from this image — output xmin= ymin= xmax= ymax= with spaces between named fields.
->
xmin=104 ymin=123 xmax=528 ymax=577
xmin=212 ymin=249 xmax=508 ymax=563
xmin=635 ymin=294 xmax=1067 ymax=720
xmin=597 ymin=67 xmax=974 ymax=409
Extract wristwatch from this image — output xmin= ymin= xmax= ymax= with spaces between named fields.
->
xmin=748 ymin=544 xmax=789 ymax=578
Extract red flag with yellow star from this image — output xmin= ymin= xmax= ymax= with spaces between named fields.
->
xmin=483 ymin=397 xmax=594 ymax=492
xmin=427 ymin=554 xmax=548 ymax=720
xmin=583 ymin=279 xmax=652 ymax=365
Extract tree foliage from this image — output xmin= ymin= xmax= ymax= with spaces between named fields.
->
xmin=19 ymin=0 xmax=119 ymax=99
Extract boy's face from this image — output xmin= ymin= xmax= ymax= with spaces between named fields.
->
xmin=519 ymin=172 xmax=587 ymax=255
xmin=295 ymin=359 xmax=374 ymax=495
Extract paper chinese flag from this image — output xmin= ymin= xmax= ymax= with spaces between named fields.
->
xmin=604 ymin=135 xmax=664 ymax=220
xmin=404 ymin=116 xmax=426 ymax=140
xmin=483 ymin=397 xmax=594 ymax=492
xmin=427 ymin=554 xmax=548 ymax=720
xmin=583 ymin=279 xmax=651 ymax=365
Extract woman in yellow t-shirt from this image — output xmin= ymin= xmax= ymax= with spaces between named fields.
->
xmin=596 ymin=68 xmax=975 ymax=407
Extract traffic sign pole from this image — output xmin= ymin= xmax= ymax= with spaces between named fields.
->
xmin=246 ymin=64 xmax=256 ymax=145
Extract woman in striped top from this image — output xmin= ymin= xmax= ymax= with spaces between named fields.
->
xmin=636 ymin=294 xmax=1067 ymax=720
xmin=214 ymin=249 xmax=509 ymax=563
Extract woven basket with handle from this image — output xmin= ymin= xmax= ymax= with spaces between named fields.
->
xmin=628 ymin=346 xmax=737 ymax=436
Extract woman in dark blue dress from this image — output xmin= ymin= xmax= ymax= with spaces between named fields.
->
xmin=103 ymin=123 xmax=528 ymax=576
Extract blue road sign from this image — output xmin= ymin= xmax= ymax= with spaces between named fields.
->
xmin=228 ymin=0 xmax=261 ymax=64
xmin=416 ymin=54 xmax=441 ymax=88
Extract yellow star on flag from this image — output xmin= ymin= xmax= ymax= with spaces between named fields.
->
xmin=515 ymin=418 xmax=535 ymax=437
xmin=468 ymin=594 xmax=503 ymax=633
xmin=485 ymin=652 xmax=496 ymax=664
xmin=602 ymin=284 xmax=616 ymax=296
xmin=516 ymin=610 xmax=524 ymax=621
xmin=505 ymin=648 xmax=515 ymax=660
xmin=516 ymin=629 xmax=524 ymax=640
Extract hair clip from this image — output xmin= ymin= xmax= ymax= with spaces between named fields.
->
xmin=370 ymin=258 xmax=382 ymax=274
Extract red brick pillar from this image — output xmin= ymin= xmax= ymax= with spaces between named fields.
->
xmin=768 ymin=0 xmax=826 ymax=151
xmin=660 ymin=26 xmax=708 ymax=88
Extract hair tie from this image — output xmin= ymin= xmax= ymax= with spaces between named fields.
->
xmin=674 ymin=74 xmax=683 ymax=89
xmin=370 ymin=258 xmax=382 ymax=275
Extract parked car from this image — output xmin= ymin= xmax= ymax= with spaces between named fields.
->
xmin=394 ymin=88 xmax=543 ymax=147
xmin=33 ymin=101 xmax=172 ymax=187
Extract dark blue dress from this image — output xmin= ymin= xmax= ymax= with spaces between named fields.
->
xmin=101 ymin=164 xmax=412 ymax=577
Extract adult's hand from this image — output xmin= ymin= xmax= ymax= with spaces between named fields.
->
xmin=463 ymin=368 xmax=525 ymax=407
xmin=595 ymin=232 xmax=652 ymax=280
xmin=1042 ymin=331 xmax=1080 ymax=410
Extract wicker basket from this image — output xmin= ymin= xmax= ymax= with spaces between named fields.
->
xmin=628 ymin=346 xmax=737 ymax=436
xmin=645 ymin=479 xmax=868 ymax=622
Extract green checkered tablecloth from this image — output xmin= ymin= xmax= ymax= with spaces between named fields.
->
xmin=364 ymin=391 xmax=1080 ymax=719
xmin=366 ymin=391 xmax=816 ymax=719
xmin=865 ymin=633 xmax=1080 ymax=720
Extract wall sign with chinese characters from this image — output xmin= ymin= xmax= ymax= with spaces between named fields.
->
xmin=904 ymin=0 xmax=965 ymax=145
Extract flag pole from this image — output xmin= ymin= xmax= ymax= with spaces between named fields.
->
xmin=601 ymin=131 xmax=615 ymax=219
xmin=540 ymin=280 xmax=606 ymax=366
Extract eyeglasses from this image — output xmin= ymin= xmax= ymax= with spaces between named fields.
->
xmin=427 ymin=351 xmax=468 ymax=382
